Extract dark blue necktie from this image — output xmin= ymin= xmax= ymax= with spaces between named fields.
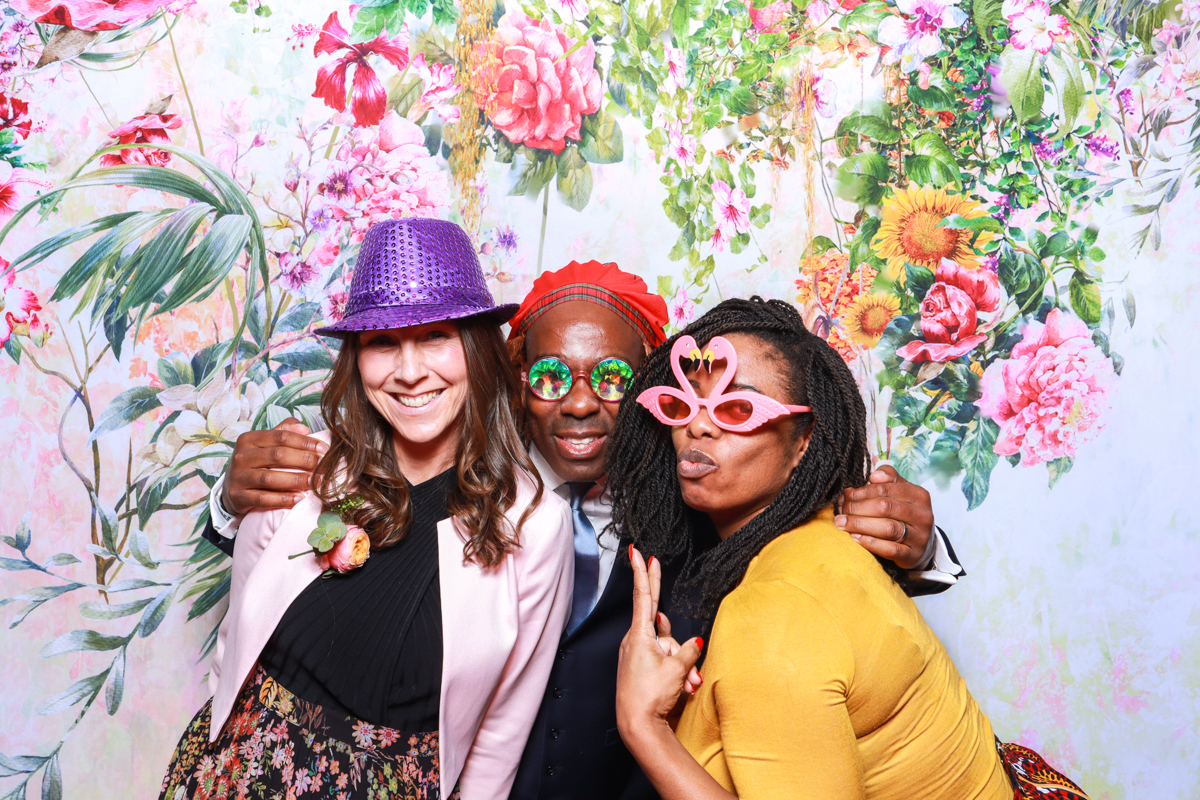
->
xmin=567 ymin=482 xmax=600 ymax=633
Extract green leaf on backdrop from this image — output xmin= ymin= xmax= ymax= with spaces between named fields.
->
xmin=578 ymin=111 xmax=624 ymax=164
xmin=510 ymin=152 xmax=557 ymax=197
xmin=906 ymin=84 xmax=957 ymax=112
xmin=959 ymin=416 xmax=1000 ymax=510
xmin=1046 ymin=50 xmax=1084 ymax=138
xmin=997 ymin=244 xmax=1045 ymax=308
xmin=905 ymin=262 xmax=936 ymax=297
xmin=157 ymin=353 xmax=194 ymax=388
xmin=40 ymin=629 xmax=131 ymax=659
xmin=724 ymin=85 xmax=757 ymax=116
xmin=138 ymin=585 xmax=177 ymax=637
xmin=973 ymin=0 xmax=1003 ymax=29
xmin=836 ymin=153 xmax=890 ymax=206
xmin=836 ymin=112 xmax=900 ymax=145
xmin=840 ymin=0 xmax=890 ymax=37
xmin=998 ymin=45 xmax=1045 ymax=125
xmin=106 ymin=649 xmax=126 ymax=717
xmin=1069 ymin=272 xmax=1102 ymax=324
xmin=155 ymin=214 xmax=256 ymax=318
xmin=87 ymin=386 xmax=162 ymax=445
xmin=672 ymin=0 xmax=691 ymax=42
xmin=941 ymin=362 xmax=982 ymax=402
xmin=557 ymin=147 xmax=594 ymax=211
xmin=1047 ymin=456 xmax=1074 ymax=488
xmin=37 ymin=672 xmax=108 ymax=716
xmin=115 ymin=202 xmax=214 ymax=315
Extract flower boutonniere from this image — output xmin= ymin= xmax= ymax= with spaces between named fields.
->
xmin=290 ymin=496 xmax=369 ymax=576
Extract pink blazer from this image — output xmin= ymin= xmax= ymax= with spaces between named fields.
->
xmin=208 ymin=432 xmax=574 ymax=799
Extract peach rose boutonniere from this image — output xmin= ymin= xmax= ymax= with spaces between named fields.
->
xmin=290 ymin=496 xmax=369 ymax=576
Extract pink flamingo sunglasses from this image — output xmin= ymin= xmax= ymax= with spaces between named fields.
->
xmin=635 ymin=335 xmax=811 ymax=433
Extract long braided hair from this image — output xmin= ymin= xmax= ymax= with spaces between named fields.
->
xmin=607 ymin=296 xmax=889 ymax=622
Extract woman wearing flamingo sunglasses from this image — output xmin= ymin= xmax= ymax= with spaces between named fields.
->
xmin=606 ymin=297 xmax=1089 ymax=800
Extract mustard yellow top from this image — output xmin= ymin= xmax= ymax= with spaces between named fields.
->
xmin=675 ymin=507 xmax=1011 ymax=800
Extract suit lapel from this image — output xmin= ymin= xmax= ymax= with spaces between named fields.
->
xmin=437 ymin=516 xmax=519 ymax=799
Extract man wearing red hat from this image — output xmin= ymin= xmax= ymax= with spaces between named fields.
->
xmin=202 ymin=261 xmax=964 ymax=800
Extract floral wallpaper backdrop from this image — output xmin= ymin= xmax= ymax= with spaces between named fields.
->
xmin=0 ymin=0 xmax=1197 ymax=796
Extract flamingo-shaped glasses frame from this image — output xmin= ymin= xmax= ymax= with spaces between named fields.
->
xmin=635 ymin=335 xmax=811 ymax=433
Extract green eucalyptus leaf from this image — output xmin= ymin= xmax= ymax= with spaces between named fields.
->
xmin=105 ymin=648 xmax=126 ymax=716
xmin=40 ymin=629 xmax=131 ymax=658
xmin=37 ymin=672 xmax=108 ymax=716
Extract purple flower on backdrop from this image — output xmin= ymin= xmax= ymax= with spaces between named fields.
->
xmin=1085 ymin=133 xmax=1120 ymax=160
xmin=307 ymin=204 xmax=336 ymax=235
xmin=1034 ymin=138 xmax=1065 ymax=165
xmin=493 ymin=225 xmax=519 ymax=254
xmin=322 ymin=168 xmax=356 ymax=202
xmin=277 ymin=252 xmax=317 ymax=291
xmin=1116 ymin=88 xmax=1136 ymax=116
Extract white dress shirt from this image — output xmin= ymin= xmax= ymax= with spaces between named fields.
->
xmin=527 ymin=444 xmax=621 ymax=597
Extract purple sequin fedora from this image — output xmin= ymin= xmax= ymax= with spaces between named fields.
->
xmin=315 ymin=218 xmax=517 ymax=337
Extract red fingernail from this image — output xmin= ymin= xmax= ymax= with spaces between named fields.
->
xmin=648 ymin=556 xmax=656 ymax=568
xmin=695 ymin=637 xmax=704 ymax=649
xmin=628 ymin=544 xmax=634 ymax=560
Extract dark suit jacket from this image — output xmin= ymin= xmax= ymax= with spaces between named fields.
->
xmin=509 ymin=544 xmax=701 ymax=800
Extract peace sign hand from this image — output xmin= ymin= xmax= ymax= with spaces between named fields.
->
xmin=616 ymin=546 xmax=705 ymax=738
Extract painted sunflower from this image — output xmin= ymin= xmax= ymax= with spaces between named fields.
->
xmin=843 ymin=293 xmax=900 ymax=348
xmin=871 ymin=186 xmax=994 ymax=277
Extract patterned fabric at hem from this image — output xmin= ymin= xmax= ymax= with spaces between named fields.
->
xmin=159 ymin=664 xmax=445 ymax=800
xmin=998 ymin=740 xmax=1091 ymax=800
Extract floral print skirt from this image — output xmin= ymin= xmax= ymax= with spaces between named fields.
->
xmin=160 ymin=664 xmax=443 ymax=800
xmin=997 ymin=739 xmax=1090 ymax=800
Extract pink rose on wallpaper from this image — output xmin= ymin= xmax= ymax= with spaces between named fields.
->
xmin=0 ymin=93 xmax=31 ymax=141
xmin=978 ymin=309 xmax=1113 ymax=465
xmin=897 ymin=259 xmax=1001 ymax=362
xmin=9 ymin=0 xmax=172 ymax=31
xmin=99 ymin=113 xmax=183 ymax=167
xmin=472 ymin=12 xmax=603 ymax=154
xmin=312 ymin=12 xmax=409 ymax=129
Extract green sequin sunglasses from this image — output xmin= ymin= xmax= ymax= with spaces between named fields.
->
xmin=522 ymin=357 xmax=635 ymax=402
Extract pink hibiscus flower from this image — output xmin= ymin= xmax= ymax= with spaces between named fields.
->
xmin=1002 ymin=0 xmax=1069 ymax=54
xmin=663 ymin=43 xmax=687 ymax=94
xmin=0 ymin=161 xmax=48 ymax=218
xmin=712 ymin=180 xmax=751 ymax=233
xmin=471 ymin=11 xmax=603 ymax=154
xmin=978 ymin=309 xmax=1113 ymax=465
xmin=877 ymin=0 xmax=967 ymax=71
xmin=99 ymin=113 xmax=183 ymax=168
xmin=669 ymin=288 xmax=696 ymax=327
xmin=312 ymin=12 xmax=410 ymax=129
xmin=896 ymin=259 xmax=1001 ymax=363
xmin=9 ymin=0 xmax=172 ymax=31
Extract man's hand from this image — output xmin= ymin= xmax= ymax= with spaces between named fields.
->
xmin=835 ymin=465 xmax=936 ymax=571
xmin=221 ymin=418 xmax=328 ymax=515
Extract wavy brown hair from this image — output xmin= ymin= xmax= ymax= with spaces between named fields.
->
xmin=314 ymin=317 xmax=542 ymax=568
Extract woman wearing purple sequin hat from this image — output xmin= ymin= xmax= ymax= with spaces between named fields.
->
xmin=160 ymin=218 xmax=574 ymax=800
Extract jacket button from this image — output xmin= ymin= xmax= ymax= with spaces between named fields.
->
xmin=545 ymin=766 xmax=556 ymax=777
xmin=550 ymin=728 xmax=560 ymax=739
xmin=552 ymin=687 xmax=563 ymax=699
xmin=557 ymin=649 xmax=567 ymax=660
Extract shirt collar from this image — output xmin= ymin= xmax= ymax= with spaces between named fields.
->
xmin=528 ymin=443 xmax=607 ymax=495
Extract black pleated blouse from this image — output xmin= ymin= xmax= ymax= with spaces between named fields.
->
xmin=259 ymin=468 xmax=453 ymax=732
